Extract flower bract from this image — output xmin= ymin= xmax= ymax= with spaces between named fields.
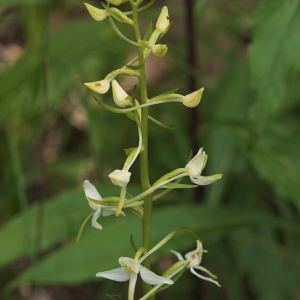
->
xmin=171 ymin=240 xmax=221 ymax=287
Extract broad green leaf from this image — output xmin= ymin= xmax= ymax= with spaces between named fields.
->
xmin=249 ymin=0 xmax=300 ymax=125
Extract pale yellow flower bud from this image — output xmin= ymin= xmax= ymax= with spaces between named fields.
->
xmin=84 ymin=3 xmax=107 ymax=21
xmin=156 ymin=6 xmax=169 ymax=33
xmin=108 ymin=169 xmax=131 ymax=187
xmin=112 ymin=80 xmax=132 ymax=107
xmin=152 ymin=44 xmax=168 ymax=57
xmin=84 ymin=80 xmax=110 ymax=94
xmin=182 ymin=88 xmax=204 ymax=108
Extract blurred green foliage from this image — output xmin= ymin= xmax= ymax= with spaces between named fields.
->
xmin=0 ymin=0 xmax=300 ymax=299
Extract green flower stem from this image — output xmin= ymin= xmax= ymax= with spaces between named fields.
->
xmin=130 ymin=0 xmax=153 ymax=296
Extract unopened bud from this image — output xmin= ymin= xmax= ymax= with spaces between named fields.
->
xmin=152 ymin=44 xmax=168 ymax=57
xmin=182 ymin=88 xmax=204 ymax=108
xmin=156 ymin=6 xmax=169 ymax=33
xmin=84 ymin=3 xmax=107 ymax=21
xmin=112 ymin=80 xmax=132 ymax=107
xmin=84 ymin=80 xmax=110 ymax=94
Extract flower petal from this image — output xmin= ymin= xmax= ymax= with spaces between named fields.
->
xmin=139 ymin=266 xmax=173 ymax=285
xmin=190 ymin=267 xmax=221 ymax=287
xmin=96 ymin=267 xmax=130 ymax=282
xmin=83 ymin=180 xmax=102 ymax=201
xmin=170 ymin=250 xmax=185 ymax=261
xmin=190 ymin=174 xmax=222 ymax=186
xmin=91 ymin=205 xmax=102 ymax=230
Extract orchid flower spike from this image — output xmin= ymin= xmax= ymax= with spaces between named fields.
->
xmin=83 ymin=180 xmax=125 ymax=230
xmin=112 ymin=80 xmax=132 ymax=107
xmin=185 ymin=147 xmax=222 ymax=185
xmin=96 ymin=256 xmax=173 ymax=300
xmin=84 ymin=79 xmax=110 ymax=94
xmin=171 ymin=240 xmax=221 ymax=287
xmin=84 ymin=3 xmax=107 ymax=21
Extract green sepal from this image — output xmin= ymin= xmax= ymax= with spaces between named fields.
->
xmin=161 ymin=182 xmax=197 ymax=189
xmin=148 ymin=115 xmax=174 ymax=130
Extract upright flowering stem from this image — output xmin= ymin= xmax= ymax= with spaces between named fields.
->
xmin=131 ymin=0 xmax=153 ymax=296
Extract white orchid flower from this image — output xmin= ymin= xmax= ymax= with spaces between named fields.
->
xmin=83 ymin=180 xmax=125 ymax=230
xmin=185 ymin=147 xmax=222 ymax=185
xmin=96 ymin=256 xmax=173 ymax=300
xmin=171 ymin=240 xmax=221 ymax=287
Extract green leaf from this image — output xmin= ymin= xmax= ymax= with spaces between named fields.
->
xmin=249 ymin=0 xmax=300 ymax=126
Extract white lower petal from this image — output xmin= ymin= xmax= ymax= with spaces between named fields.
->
xmin=91 ymin=206 xmax=102 ymax=230
xmin=190 ymin=267 xmax=221 ymax=287
xmin=190 ymin=174 xmax=222 ymax=186
xmin=140 ymin=266 xmax=173 ymax=285
xmin=96 ymin=267 xmax=130 ymax=282
xmin=128 ymin=273 xmax=138 ymax=300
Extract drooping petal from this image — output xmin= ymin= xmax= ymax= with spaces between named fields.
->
xmin=190 ymin=267 xmax=221 ymax=287
xmin=194 ymin=265 xmax=218 ymax=279
xmin=170 ymin=250 xmax=185 ymax=261
xmin=96 ymin=267 xmax=131 ymax=282
xmin=190 ymin=174 xmax=222 ymax=186
xmin=139 ymin=266 xmax=173 ymax=285
xmin=128 ymin=273 xmax=138 ymax=300
xmin=91 ymin=205 xmax=102 ymax=230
